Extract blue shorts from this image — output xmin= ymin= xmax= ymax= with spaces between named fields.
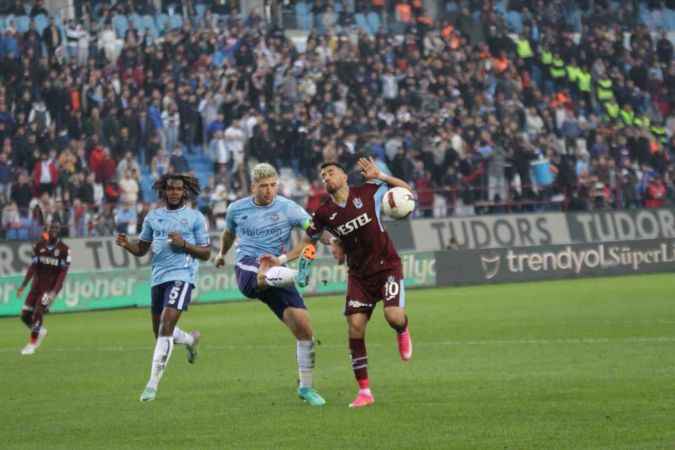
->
xmin=235 ymin=256 xmax=306 ymax=320
xmin=151 ymin=281 xmax=194 ymax=316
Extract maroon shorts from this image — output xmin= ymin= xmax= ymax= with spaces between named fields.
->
xmin=345 ymin=266 xmax=406 ymax=316
xmin=22 ymin=290 xmax=51 ymax=312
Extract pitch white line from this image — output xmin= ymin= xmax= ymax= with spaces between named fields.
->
xmin=1 ymin=336 xmax=674 ymax=354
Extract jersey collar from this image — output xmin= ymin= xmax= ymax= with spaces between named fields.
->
xmin=250 ymin=196 xmax=277 ymax=208
xmin=164 ymin=205 xmax=186 ymax=213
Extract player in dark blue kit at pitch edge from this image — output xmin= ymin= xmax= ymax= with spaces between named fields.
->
xmin=214 ymin=163 xmax=325 ymax=406
xmin=116 ymin=174 xmax=211 ymax=402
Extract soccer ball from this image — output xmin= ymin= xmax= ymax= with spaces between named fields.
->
xmin=382 ymin=187 xmax=416 ymax=219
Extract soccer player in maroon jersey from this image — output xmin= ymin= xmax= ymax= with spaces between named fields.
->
xmin=16 ymin=222 xmax=71 ymax=355
xmin=272 ymin=157 xmax=413 ymax=408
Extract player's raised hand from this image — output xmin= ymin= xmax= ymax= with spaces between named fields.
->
xmin=214 ymin=254 xmax=226 ymax=268
xmin=357 ymin=156 xmax=381 ymax=181
xmin=115 ymin=233 xmax=129 ymax=248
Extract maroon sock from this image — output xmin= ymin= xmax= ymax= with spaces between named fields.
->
xmin=390 ymin=315 xmax=408 ymax=334
xmin=20 ymin=312 xmax=32 ymax=329
xmin=349 ymin=338 xmax=368 ymax=384
xmin=30 ymin=310 xmax=43 ymax=343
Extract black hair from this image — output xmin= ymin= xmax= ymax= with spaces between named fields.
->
xmin=319 ymin=161 xmax=346 ymax=173
xmin=153 ymin=173 xmax=201 ymax=204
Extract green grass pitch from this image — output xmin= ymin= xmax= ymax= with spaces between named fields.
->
xmin=2 ymin=274 xmax=675 ymax=450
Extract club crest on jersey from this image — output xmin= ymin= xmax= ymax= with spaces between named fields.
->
xmin=180 ymin=219 xmax=189 ymax=225
xmin=353 ymin=198 xmax=363 ymax=209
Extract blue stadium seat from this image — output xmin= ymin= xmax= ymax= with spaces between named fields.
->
xmin=142 ymin=15 xmax=158 ymax=39
xmin=34 ymin=14 xmax=48 ymax=34
xmin=667 ymin=8 xmax=675 ymax=30
xmin=16 ymin=15 xmax=30 ymax=33
xmin=506 ymin=11 xmax=523 ymax=33
xmin=169 ymin=14 xmax=183 ymax=30
xmin=129 ymin=13 xmax=143 ymax=32
xmin=156 ymin=13 xmax=169 ymax=33
xmin=295 ymin=2 xmax=312 ymax=31
xmin=112 ymin=14 xmax=129 ymax=38
xmin=195 ymin=3 xmax=207 ymax=21
xmin=367 ymin=12 xmax=381 ymax=34
xmin=355 ymin=13 xmax=369 ymax=34
xmin=6 ymin=229 xmax=18 ymax=240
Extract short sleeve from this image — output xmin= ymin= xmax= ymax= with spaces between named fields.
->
xmin=373 ymin=183 xmax=388 ymax=206
xmin=194 ymin=212 xmax=210 ymax=246
xmin=59 ymin=247 xmax=71 ymax=268
xmin=306 ymin=211 xmax=325 ymax=240
xmin=225 ymin=203 xmax=237 ymax=234
xmin=288 ymin=201 xmax=311 ymax=230
xmin=139 ymin=214 xmax=153 ymax=242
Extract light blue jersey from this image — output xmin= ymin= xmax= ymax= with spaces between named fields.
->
xmin=139 ymin=206 xmax=210 ymax=287
xmin=225 ymin=196 xmax=311 ymax=263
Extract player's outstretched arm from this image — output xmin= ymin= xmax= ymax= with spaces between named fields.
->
xmin=116 ymin=233 xmax=151 ymax=257
xmin=357 ymin=156 xmax=413 ymax=191
xmin=215 ymin=230 xmax=236 ymax=267
xmin=17 ymin=263 xmax=36 ymax=297
xmin=285 ymin=234 xmax=317 ymax=263
xmin=167 ymin=232 xmax=211 ymax=261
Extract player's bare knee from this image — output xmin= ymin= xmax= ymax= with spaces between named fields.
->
xmin=347 ymin=320 xmax=366 ymax=338
xmin=384 ymin=307 xmax=405 ymax=325
xmin=256 ymin=271 xmax=268 ymax=288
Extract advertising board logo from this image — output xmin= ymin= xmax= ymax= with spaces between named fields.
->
xmin=480 ymin=253 xmax=501 ymax=280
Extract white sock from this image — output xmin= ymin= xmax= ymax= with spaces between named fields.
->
xmin=172 ymin=326 xmax=194 ymax=346
xmin=265 ymin=266 xmax=298 ymax=287
xmin=147 ymin=336 xmax=174 ymax=390
xmin=297 ymin=339 xmax=315 ymax=389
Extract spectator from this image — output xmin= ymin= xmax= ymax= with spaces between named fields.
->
xmin=114 ymin=203 xmax=138 ymax=235
xmin=169 ymin=145 xmax=190 ymax=174
xmin=119 ymin=169 xmax=139 ymax=205
xmin=32 ymin=152 xmax=58 ymax=195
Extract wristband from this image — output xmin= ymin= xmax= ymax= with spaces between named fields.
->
xmin=278 ymin=254 xmax=288 ymax=265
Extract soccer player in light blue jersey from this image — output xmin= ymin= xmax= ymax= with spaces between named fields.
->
xmin=116 ymin=174 xmax=211 ymax=402
xmin=214 ymin=163 xmax=325 ymax=406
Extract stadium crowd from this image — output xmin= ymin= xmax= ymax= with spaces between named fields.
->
xmin=1 ymin=0 xmax=675 ymax=240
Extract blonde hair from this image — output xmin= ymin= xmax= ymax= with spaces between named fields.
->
xmin=251 ymin=163 xmax=278 ymax=183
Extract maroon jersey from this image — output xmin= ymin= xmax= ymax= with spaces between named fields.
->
xmin=307 ymin=183 xmax=401 ymax=277
xmin=30 ymin=240 xmax=71 ymax=293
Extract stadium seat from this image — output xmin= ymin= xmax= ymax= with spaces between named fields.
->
xmin=156 ymin=13 xmax=169 ymax=33
xmin=0 ymin=16 xmax=6 ymax=33
xmin=129 ymin=13 xmax=143 ymax=32
xmin=367 ymin=12 xmax=381 ymax=34
xmin=667 ymin=8 xmax=675 ymax=30
xmin=506 ymin=11 xmax=523 ymax=33
xmin=195 ymin=3 xmax=207 ymax=20
xmin=16 ymin=15 xmax=30 ymax=33
xmin=355 ymin=13 xmax=370 ymax=34
xmin=112 ymin=14 xmax=129 ymax=38
xmin=169 ymin=14 xmax=183 ymax=30
xmin=294 ymin=2 xmax=312 ymax=31
xmin=142 ymin=15 xmax=158 ymax=40
xmin=34 ymin=14 xmax=48 ymax=34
